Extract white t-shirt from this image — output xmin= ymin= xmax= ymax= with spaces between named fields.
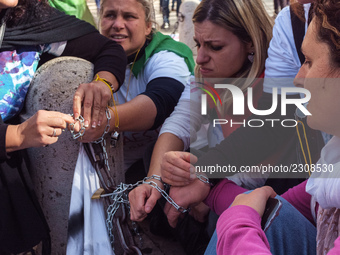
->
xmin=263 ymin=4 xmax=310 ymax=95
xmin=117 ymin=50 xmax=191 ymax=170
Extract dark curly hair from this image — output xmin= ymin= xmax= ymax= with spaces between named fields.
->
xmin=5 ymin=0 xmax=53 ymax=27
xmin=313 ymin=0 xmax=340 ymax=67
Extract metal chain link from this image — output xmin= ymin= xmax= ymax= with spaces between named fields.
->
xmin=91 ymin=108 xmax=112 ymax=172
xmin=125 ymin=193 xmax=144 ymax=249
xmin=105 ymin=181 xmax=143 ymax=245
xmin=68 ymin=114 xmax=86 ymax=139
xmin=195 ymin=173 xmax=211 ymax=185
xmin=104 ymin=174 xmax=190 ymax=246
xmin=143 ymin=179 xmax=190 ymax=213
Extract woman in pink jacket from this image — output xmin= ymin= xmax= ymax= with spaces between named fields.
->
xmin=212 ymin=0 xmax=340 ymax=254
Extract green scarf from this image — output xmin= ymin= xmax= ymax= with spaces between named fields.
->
xmin=131 ymin=32 xmax=195 ymax=77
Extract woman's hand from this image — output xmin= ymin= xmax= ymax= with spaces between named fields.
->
xmin=190 ymin=202 xmax=210 ymax=223
xmin=161 ymin=151 xmax=198 ymax=186
xmin=73 ymin=72 xmax=117 ymax=129
xmin=6 ymin=110 xmax=75 ymax=152
xmin=230 ymin=186 xmax=277 ymax=217
xmin=129 ymin=182 xmax=163 ymax=221
xmin=164 ymin=179 xmax=210 ymax=228
xmin=79 ymin=109 xmax=110 ymax=143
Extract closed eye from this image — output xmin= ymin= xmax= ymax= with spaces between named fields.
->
xmin=303 ymin=59 xmax=311 ymax=67
xmin=210 ymin=45 xmax=223 ymax=51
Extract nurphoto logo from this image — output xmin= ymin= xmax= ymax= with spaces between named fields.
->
xmin=199 ymin=84 xmax=311 ymax=128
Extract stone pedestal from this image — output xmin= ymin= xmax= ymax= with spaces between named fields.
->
xmin=21 ymin=57 xmax=124 ymax=254
xmin=178 ymin=0 xmax=200 ymax=59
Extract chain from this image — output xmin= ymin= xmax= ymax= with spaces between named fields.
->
xmin=68 ymin=114 xmax=86 ymax=139
xmin=170 ymin=12 xmax=185 ymax=39
xmin=93 ymin=108 xmax=112 ymax=144
xmin=91 ymin=108 xmax=112 ymax=172
xmin=91 ymin=174 xmax=192 ymax=252
xmin=125 ymin=192 xmax=143 ymax=249
xmin=105 ymin=182 xmax=143 ymax=245
xmin=195 ymin=173 xmax=211 ymax=185
xmin=106 ymin=185 xmax=129 ymax=245
xmin=103 ymin=175 xmax=190 ymax=242
xmin=100 ymin=175 xmax=191 ymax=249
xmin=143 ymin=178 xmax=190 ymax=213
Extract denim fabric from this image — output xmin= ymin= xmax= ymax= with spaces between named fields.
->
xmin=204 ymin=195 xmax=317 ymax=255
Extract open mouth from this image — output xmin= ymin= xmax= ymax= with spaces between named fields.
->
xmin=200 ymin=67 xmax=213 ymax=73
xmin=111 ymin=34 xmax=128 ymax=40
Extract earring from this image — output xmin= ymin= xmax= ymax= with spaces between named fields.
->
xmin=248 ymin=52 xmax=254 ymax=63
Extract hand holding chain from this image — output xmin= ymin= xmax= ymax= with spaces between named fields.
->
xmin=95 ymin=175 xmax=190 ymax=213
xmin=68 ymin=114 xmax=86 ymax=139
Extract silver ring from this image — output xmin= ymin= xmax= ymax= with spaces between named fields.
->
xmin=52 ymin=128 xmax=57 ymax=137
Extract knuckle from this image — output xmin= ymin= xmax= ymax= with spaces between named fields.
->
xmin=92 ymin=104 xmax=101 ymax=111
xmin=102 ymin=93 xmax=111 ymax=101
xmin=83 ymin=100 xmax=93 ymax=109
xmin=73 ymin=94 xmax=82 ymax=101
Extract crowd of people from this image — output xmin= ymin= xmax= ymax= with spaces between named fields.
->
xmin=1 ymin=0 xmax=340 ymax=254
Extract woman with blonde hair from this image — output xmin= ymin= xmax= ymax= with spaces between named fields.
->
xmin=192 ymin=0 xmax=272 ymax=115
xmin=128 ymin=0 xmax=275 ymax=253
xmin=158 ymin=3 xmax=321 ymax=253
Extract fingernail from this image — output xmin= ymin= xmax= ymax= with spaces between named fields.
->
xmin=97 ymin=121 xmax=101 ymax=127
xmin=74 ymin=113 xmax=79 ymax=120
xmin=190 ymin=166 xmax=195 ymax=174
xmin=190 ymin=173 xmax=196 ymax=179
xmin=92 ymin=122 xmax=96 ymax=128
xmin=84 ymin=121 xmax=89 ymax=128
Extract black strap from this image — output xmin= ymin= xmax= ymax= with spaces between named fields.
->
xmin=290 ymin=3 xmax=306 ymax=65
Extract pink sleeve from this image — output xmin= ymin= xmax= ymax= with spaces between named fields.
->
xmin=216 ymin=205 xmax=271 ymax=255
xmin=281 ymin=180 xmax=314 ymax=224
xmin=204 ymin=179 xmax=248 ymax=215
xmin=328 ymin=236 xmax=340 ymax=255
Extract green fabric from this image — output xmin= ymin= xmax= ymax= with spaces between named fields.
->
xmin=132 ymin=32 xmax=195 ymax=77
xmin=49 ymin=0 xmax=97 ymax=28
xmin=82 ymin=4 xmax=97 ymax=28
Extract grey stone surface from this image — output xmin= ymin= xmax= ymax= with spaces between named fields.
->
xmin=21 ymin=57 xmax=124 ymax=254
xmin=178 ymin=0 xmax=200 ymax=59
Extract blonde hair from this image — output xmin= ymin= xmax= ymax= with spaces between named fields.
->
xmin=193 ymin=0 xmax=273 ymax=115
xmin=99 ymin=0 xmax=156 ymax=40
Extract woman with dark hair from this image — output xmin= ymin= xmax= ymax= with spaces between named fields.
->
xmin=0 ymin=0 xmax=126 ymax=254
xmin=207 ymin=0 xmax=340 ymax=253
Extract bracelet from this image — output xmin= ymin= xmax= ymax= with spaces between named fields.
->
xmin=108 ymin=105 xmax=119 ymax=130
xmin=94 ymin=74 xmax=114 ymax=97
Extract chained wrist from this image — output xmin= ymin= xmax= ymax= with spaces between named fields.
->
xmin=93 ymin=107 xmax=111 ymax=144
xmin=143 ymin=175 xmax=168 ymax=189
xmin=195 ymin=173 xmax=213 ymax=186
